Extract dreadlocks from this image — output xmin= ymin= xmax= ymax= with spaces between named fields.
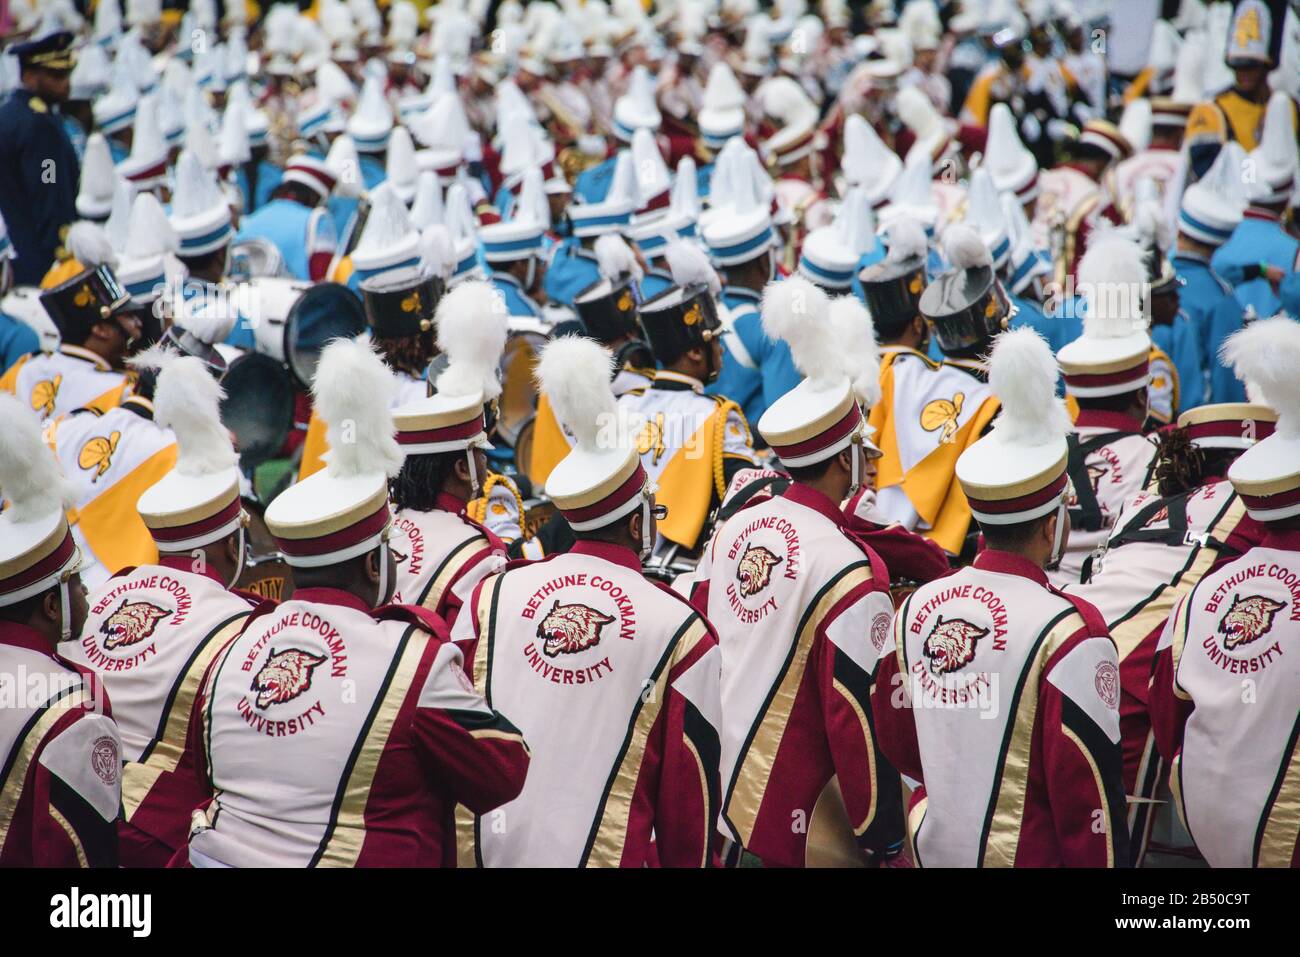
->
xmin=390 ymin=450 xmax=459 ymax=513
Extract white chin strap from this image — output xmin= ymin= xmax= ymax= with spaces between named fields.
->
xmin=466 ymin=448 xmax=482 ymax=499
xmin=524 ymin=256 xmax=537 ymax=293
xmin=1047 ymin=493 xmax=1068 ymax=570
xmin=639 ymin=492 xmax=655 ymax=562
xmin=847 ymin=435 xmax=864 ymax=499
xmin=766 ymin=249 xmax=778 ymax=283
xmin=226 ymin=524 xmax=248 ymax=590
xmin=58 ymin=580 xmax=72 ymax=642
xmin=376 ymin=538 xmax=391 ymax=607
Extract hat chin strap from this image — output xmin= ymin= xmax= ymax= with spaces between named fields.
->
xmin=639 ymin=489 xmax=655 ymax=562
xmin=376 ymin=538 xmax=391 ymax=608
xmin=847 ymin=433 xmax=864 ymax=499
xmin=524 ymin=256 xmax=537 ymax=294
xmin=58 ymin=580 xmax=72 ymax=643
xmin=226 ymin=523 xmax=247 ymax=590
xmin=466 ymin=448 xmax=482 ymax=499
xmin=1047 ymin=493 xmax=1068 ymax=571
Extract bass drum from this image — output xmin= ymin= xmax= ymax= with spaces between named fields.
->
xmin=283 ymin=282 xmax=367 ymax=388
xmin=220 ymin=351 xmax=297 ymax=473
xmin=246 ymin=276 xmax=311 ymax=362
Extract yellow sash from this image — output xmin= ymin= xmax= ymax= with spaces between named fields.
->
xmin=655 ymin=403 xmax=738 ymax=548
xmin=71 ymin=445 xmax=177 ymax=573
xmin=527 ymin=393 xmax=570 ymax=489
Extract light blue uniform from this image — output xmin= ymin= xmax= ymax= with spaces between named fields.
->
xmin=232 ymin=159 xmax=284 ymax=215
xmin=1173 ymin=253 xmax=1233 ymax=365
xmin=705 ymin=285 xmax=800 ymax=432
xmin=1206 ymin=297 xmax=1247 ymax=404
xmin=61 ymin=116 xmax=86 ymax=161
xmin=1211 ymin=214 xmax=1300 ymax=319
xmin=1152 ymin=313 xmax=1205 ymax=412
xmin=638 ymin=267 xmax=675 ymax=301
xmin=848 ymin=242 xmax=887 ymax=304
xmin=236 ymin=198 xmax=335 ymax=281
xmin=1281 ymin=270 xmax=1300 ymax=319
xmin=543 ymin=239 xmax=601 ymax=307
xmin=0 ymin=311 xmax=39 ymax=374
xmin=574 ymin=155 xmax=618 ymax=205
xmin=491 ymin=272 xmax=543 ymax=318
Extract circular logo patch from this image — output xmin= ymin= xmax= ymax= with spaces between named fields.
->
xmin=1094 ymin=660 xmax=1120 ymax=710
xmin=870 ymin=612 xmax=891 ymax=653
xmin=90 ymin=735 xmax=119 ymax=786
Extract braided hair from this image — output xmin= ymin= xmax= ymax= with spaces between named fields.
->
xmin=391 ymin=451 xmax=458 ymax=513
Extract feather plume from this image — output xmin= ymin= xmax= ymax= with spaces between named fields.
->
xmin=78 ymin=133 xmax=117 ymax=210
xmin=1220 ymin=317 xmax=1300 ymax=439
xmin=325 ymin=135 xmax=366 ymax=199
xmin=434 ymin=280 xmax=508 ymax=399
xmin=419 ymin=224 xmax=456 ymax=280
xmin=987 ymin=328 xmax=1071 ymax=446
xmin=664 ymin=238 xmax=720 ymax=296
xmin=409 ymin=171 xmax=445 ymax=229
xmin=65 ymin=221 xmax=116 ymax=269
xmin=150 ymin=355 xmax=238 ymax=476
xmin=0 ymin=393 xmax=73 ymax=521
xmin=964 ymin=168 xmax=1005 ymax=249
xmin=671 ymin=156 xmax=700 ymax=220
xmin=353 ymin=183 xmax=414 ymax=259
xmin=942 ymin=223 xmax=992 ymax=270
xmin=534 ymin=335 xmax=617 ymax=451
xmin=312 ymin=334 xmax=403 ymax=479
xmin=125 ymin=193 xmax=179 ymax=259
xmin=1077 ymin=235 xmax=1147 ymax=337
xmin=104 ymin=177 xmax=137 ymax=250
xmin=594 ymin=234 xmax=642 ymax=283
xmin=760 ymin=276 xmax=837 ymax=386
xmin=829 ymin=295 xmax=881 ymax=406
xmin=885 ymin=219 xmax=928 ymax=264
xmin=171 ymin=149 xmax=225 ymax=220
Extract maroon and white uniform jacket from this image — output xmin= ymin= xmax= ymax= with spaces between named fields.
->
xmin=177 ymin=588 xmax=529 ymax=867
xmin=452 ymin=541 xmax=721 ymax=867
xmin=1067 ymin=479 xmax=1264 ymax=861
xmin=390 ymin=492 xmax=507 ymax=628
xmin=1051 ymin=410 xmax=1159 ymax=588
xmin=872 ymin=551 xmax=1130 ymax=867
xmin=695 ymin=482 xmax=904 ymax=866
xmin=65 ymin=557 xmax=258 ymax=866
xmin=0 ymin=624 xmax=121 ymax=867
xmin=1149 ymin=530 xmax=1300 ymax=867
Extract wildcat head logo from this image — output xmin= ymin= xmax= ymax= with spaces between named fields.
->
xmin=100 ymin=600 xmax=172 ymax=650
xmin=252 ymin=648 xmax=328 ymax=708
xmin=1218 ymin=594 xmax=1286 ymax=650
xmin=537 ymin=601 xmax=615 ymax=657
xmin=923 ymin=615 xmax=989 ymax=675
xmin=1067 ymin=464 xmax=1109 ymax=506
xmin=736 ymin=544 xmax=783 ymax=597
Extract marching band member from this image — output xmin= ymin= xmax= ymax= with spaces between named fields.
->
xmin=451 ymin=335 xmax=722 ymax=867
xmin=390 ymin=280 xmax=509 ymax=625
xmin=235 ymin=154 xmax=339 ymax=282
xmin=619 ymin=239 xmax=759 ymax=556
xmin=67 ymin=353 xmax=258 ymax=867
xmin=1069 ymin=399 xmax=1275 ymax=865
xmin=480 ymin=166 xmax=551 ymax=322
xmin=1150 ymin=317 xmax=1300 ymax=867
xmin=176 ymin=337 xmax=528 ymax=868
xmin=0 ymin=393 xmax=121 ymax=867
xmin=1053 ymin=236 xmax=1160 ymax=587
xmin=697 ymin=275 xmax=903 ymax=867
xmin=1 ymin=264 xmax=139 ymax=421
xmin=544 ymin=152 xmax=638 ymax=308
xmin=872 ymin=327 xmax=1129 ymax=868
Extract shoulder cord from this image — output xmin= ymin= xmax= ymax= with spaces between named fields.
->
xmin=469 ymin=472 xmax=526 ymax=540
xmin=712 ymin=400 xmax=750 ymax=501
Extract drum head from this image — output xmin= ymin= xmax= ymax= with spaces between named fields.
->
xmin=220 ymin=352 xmax=296 ymax=471
xmin=246 ymin=277 xmax=310 ymax=361
xmin=283 ymin=282 xmax=366 ymax=388
xmin=229 ymin=238 xmax=287 ymax=280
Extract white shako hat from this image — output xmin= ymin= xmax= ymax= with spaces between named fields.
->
xmin=879 ymin=153 xmax=939 ymax=233
xmin=569 ymin=150 xmax=638 ymax=239
xmin=701 ymin=138 xmax=776 ymax=267
xmin=281 ymin=153 xmax=338 ymax=203
xmin=757 ymin=76 xmax=819 ymax=167
xmin=1248 ymin=91 xmax=1299 ymax=206
xmin=536 ymin=336 xmax=652 ymax=531
xmin=757 ymin=276 xmax=873 ymax=474
xmin=842 ymin=112 xmax=902 ymax=208
xmin=409 ymin=170 xmax=445 ymax=230
xmin=70 ymin=41 xmax=111 ymax=101
xmin=479 ymin=165 xmax=548 ymax=263
xmin=1178 ymin=142 xmax=1247 ymax=246
xmin=76 ymin=132 xmax=118 ymax=221
xmin=412 ymin=90 xmax=469 ymax=184
xmin=1001 ymin=191 xmax=1050 ymax=295
xmin=116 ymin=192 xmax=177 ymax=304
xmin=351 ymin=182 xmax=422 ymax=282
xmin=169 ymin=148 xmax=234 ymax=257
xmin=1177 ymin=402 xmax=1278 ymax=451
xmin=612 ymin=64 xmax=662 ymax=142
xmin=799 ymin=187 xmax=877 ymax=290
xmin=699 ymin=61 xmax=747 ymax=149
xmin=444 ymin=181 xmax=485 ymax=284
xmin=957 ymin=327 xmax=1071 ymax=534
xmin=93 ymin=53 xmax=140 ymax=135
xmin=983 ymin=101 xmax=1040 ymax=203
xmin=1057 ymin=235 xmax=1151 ymax=399
xmin=1118 ymin=97 xmax=1153 ymax=154
xmin=386 ymin=125 xmax=421 ymax=204
xmin=963 ymin=167 xmax=1012 ymax=270
xmin=134 ymin=351 xmax=245 ymax=556
xmin=117 ymin=92 xmax=169 ymax=190
xmin=630 ymin=126 xmax=672 ymax=213
xmin=626 ymin=156 xmax=700 ymax=258
xmin=348 ymin=71 xmax=395 ymax=154
xmin=897 ymin=83 xmax=957 ymax=171
xmin=1222 ymin=317 xmax=1300 ymax=521
xmin=265 ymin=336 xmax=404 ymax=568
xmin=0 ymin=394 xmax=83 ymax=625
xmin=392 ymin=280 xmax=507 ymax=458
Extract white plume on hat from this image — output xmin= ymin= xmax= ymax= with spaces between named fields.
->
xmin=1221 ymin=317 xmax=1300 ymax=439
xmin=104 ymin=177 xmax=137 ymax=250
xmin=1250 ymin=91 xmax=1300 ymax=202
xmin=535 ymin=336 xmax=619 ymax=452
xmin=65 ymin=222 xmax=116 ymax=270
xmin=884 ymin=218 xmax=929 ymax=264
xmin=595 ymin=234 xmax=643 ymax=283
xmin=312 ymin=335 xmax=404 ymax=480
xmin=76 ymin=133 xmax=118 ymax=220
xmin=761 ymin=276 xmax=839 ymax=388
xmin=828 ymin=295 xmax=881 ymax=406
xmin=171 ymin=149 xmax=225 ymax=220
xmin=942 ymin=223 xmax=993 ymax=270
xmin=630 ymin=127 xmax=671 ymax=206
xmin=409 ymin=171 xmax=445 ymax=229
xmin=434 ymin=280 xmax=509 ymax=401
xmin=0 ymin=394 xmax=73 ymax=522
xmin=385 ymin=126 xmax=420 ymax=203
xmin=987 ymin=328 xmax=1071 ymax=447
xmin=124 ymin=193 xmax=179 ymax=260
xmin=145 ymin=353 xmax=239 ymax=476
xmin=1078 ymin=235 xmax=1148 ymax=336
xmin=1118 ymin=98 xmax=1152 ymax=153
xmin=1171 ymin=28 xmax=1206 ymax=103
xmin=671 ymin=156 xmax=701 ymax=222
xmin=325 ymin=135 xmax=365 ymax=198
xmin=218 ymin=98 xmax=252 ymax=166
xmin=664 ymin=238 xmax=720 ymax=296
xmin=419 ymin=224 xmax=457 ymax=280
xmin=982 ymin=101 xmax=1038 ymax=197
xmin=352 ymin=183 xmax=415 ymax=262
xmin=842 ymin=112 xmax=902 ymax=200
